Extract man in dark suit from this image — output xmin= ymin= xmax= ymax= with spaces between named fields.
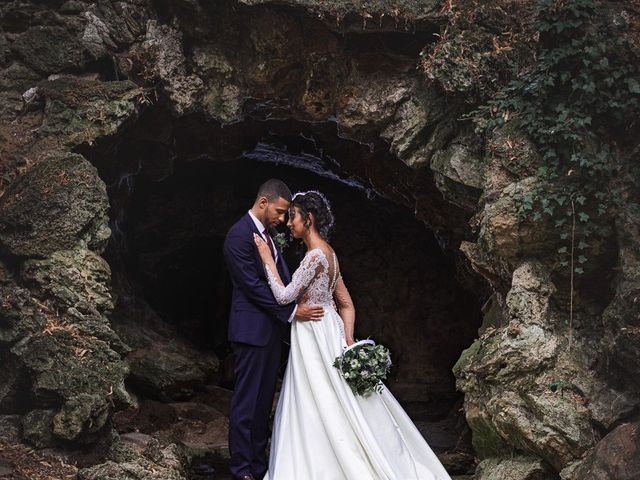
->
xmin=223 ymin=179 xmax=323 ymax=480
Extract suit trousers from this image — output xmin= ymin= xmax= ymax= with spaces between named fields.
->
xmin=229 ymin=331 xmax=282 ymax=478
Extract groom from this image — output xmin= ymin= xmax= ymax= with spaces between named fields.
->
xmin=223 ymin=179 xmax=323 ymax=480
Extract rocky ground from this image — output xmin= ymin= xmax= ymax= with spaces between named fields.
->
xmin=1 ymin=383 xmax=470 ymax=479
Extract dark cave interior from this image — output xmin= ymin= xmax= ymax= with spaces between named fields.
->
xmin=79 ymin=105 xmax=484 ymax=423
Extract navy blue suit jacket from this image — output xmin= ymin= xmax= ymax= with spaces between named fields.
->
xmin=223 ymin=213 xmax=295 ymax=347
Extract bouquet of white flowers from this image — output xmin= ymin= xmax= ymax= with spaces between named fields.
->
xmin=333 ymin=339 xmax=392 ymax=396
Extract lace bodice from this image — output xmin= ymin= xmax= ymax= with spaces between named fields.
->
xmin=265 ymin=248 xmax=339 ymax=307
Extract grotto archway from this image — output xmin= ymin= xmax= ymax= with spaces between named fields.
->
xmin=77 ymin=104 xmax=485 ymax=467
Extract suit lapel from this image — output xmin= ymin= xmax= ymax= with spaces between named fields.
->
xmin=276 ymin=251 xmax=291 ymax=283
xmin=243 ymin=212 xmax=260 ymax=236
xmin=243 ymin=213 xmax=291 ymax=282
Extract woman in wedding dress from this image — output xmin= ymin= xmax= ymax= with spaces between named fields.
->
xmin=253 ymin=191 xmax=452 ymax=480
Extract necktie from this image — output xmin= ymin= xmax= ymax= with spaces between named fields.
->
xmin=263 ymin=230 xmax=276 ymax=260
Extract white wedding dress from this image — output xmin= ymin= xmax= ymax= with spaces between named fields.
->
xmin=263 ymin=247 xmax=452 ymax=480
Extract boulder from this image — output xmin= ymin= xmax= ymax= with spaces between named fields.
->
xmin=37 ymin=77 xmax=141 ymax=148
xmin=22 ymin=248 xmax=114 ymax=315
xmin=52 ymin=393 xmax=110 ymax=442
xmin=113 ymin=388 xmax=232 ymax=460
xmin=476 ymin=456 xmax=555 ymax=480
xmin=137 ymin=20 xmax=203 ymax=116
xmin=476 ymin=178 xmax=557 ymax=265
xmin=22 ymin=409 xmax=55 ymax=448
xmin=430 ymin=134 xmax=484 ymax=211
xmin=112 ymin=301 xmax=219 ymax=402
xmin=561 ymin=422 xmax=640 ymax=480
xmin=12 ymin=26 xmax=86 ymax=75
xmin=12 ymin=329 xmax=130 ymax=409
xmin=0 ymin=283 xmax=45 ymax=345
xmin=78 ymin=435 xmax=187 ymax=480
xmin=0 ymin=153 xmax=110 ymax=258
xmin=456 ymin=260 xmax=598 ymax=471
xmin=0 ymin=415 xmax=21 ymax=443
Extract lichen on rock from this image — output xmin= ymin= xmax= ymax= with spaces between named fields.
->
xmin=0 ymin=152 xmax=111 ymax=258
xmin=78 ymin=434 xmax=188 ymax=480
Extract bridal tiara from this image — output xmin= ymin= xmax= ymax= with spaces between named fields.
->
xmin=291 ymin=190 xmax=335 ymax=235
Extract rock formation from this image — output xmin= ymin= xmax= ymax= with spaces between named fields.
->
xmin=0 ymin=1 xmax=638 ymax=479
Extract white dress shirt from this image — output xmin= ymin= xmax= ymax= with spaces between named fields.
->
xmin=248 ymin=210 xmax=296 ymax=322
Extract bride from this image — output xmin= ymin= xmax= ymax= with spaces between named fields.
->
xmin=253 ymin=191 xmax=452 ymax=480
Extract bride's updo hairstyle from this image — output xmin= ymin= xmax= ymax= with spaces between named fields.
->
xmin=291 ymin=191 xmax=335 ymax=240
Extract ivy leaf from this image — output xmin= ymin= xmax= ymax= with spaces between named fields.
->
xmin=574 ymin=267 xmax=584 ymax=274
xmin=558 ymin=246 xmax=568 ymax=254
xmin=578 ymin=212 xmax=590 ymax=222
xmin=576 ymin=195 xmax=586 ymax=205
xmin=578 ymin=240 xmax=589 ymax=249
xmin=578 ymin=255 xmax=587 ymax=263
xmin=559 ymin=261 xmax=569 ymax=267
xmin=560 ymin=233 xmax=569 ymax=240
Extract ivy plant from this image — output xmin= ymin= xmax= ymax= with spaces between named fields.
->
xmin=473 ymin=0 xmax=639 ymax=276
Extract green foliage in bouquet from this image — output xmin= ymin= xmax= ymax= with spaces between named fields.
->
xmin=333 ymin=341 xmax=392 ymax=397
xmin=272 ymin=231 xmax=291 ymax=250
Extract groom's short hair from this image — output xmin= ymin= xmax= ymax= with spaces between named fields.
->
xmin=256 ymin=179 xmax=292 ymax=202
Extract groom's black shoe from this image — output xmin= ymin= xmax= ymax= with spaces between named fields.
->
xmin=232 ymin=474 xmax=256 ymax=480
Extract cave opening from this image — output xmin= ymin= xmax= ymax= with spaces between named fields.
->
xmin=78 ymin=103 xmax=484 ymax=468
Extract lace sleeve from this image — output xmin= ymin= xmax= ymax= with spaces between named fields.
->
xmin=264 ymin=249 xmax=325 ymax=305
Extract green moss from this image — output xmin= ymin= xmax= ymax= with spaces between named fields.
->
xmin=37 ymin=78 xmax=141 ymax=146
xmin=12 ymin=329 xmax=129 ymax=407
xmin=468 ymin=413 xmax=511 ymax=458
xmin=452 ymin=338 xmax=481 ymax=378
xmin=0 ymin=152 xmax=110 ymax=257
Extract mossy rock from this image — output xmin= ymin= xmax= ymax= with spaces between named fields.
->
xmin=78 ymin=436 xmax=188 ymax=480
xmin=0 ymin=152 xmax=110 ymax=258
xmin=0 ymin=282 xmax=45 ymax=344
xmin=0 ymin=414 xmax=21 ymax=442
xmin=53 ymin=393 xmax=110 ymax=442
xmin=11 ymin=328 xmax=130 ymax=409
xmin=464 ymin=403 xmax=511 ymax=458
xmin=11 ymin=26 xmax=85 ymax=75
xmin=22 ymin=409 xmax=55 ymax=448
xmin=452 ymin=338 xmax=481 ymax=379
xmin=37 ymin=77 xmax=141 ymax=147
xmin=476 ymin=456 xmax=556 ymax=480
xmin=22 ymin=247 xmax=114 ymax=315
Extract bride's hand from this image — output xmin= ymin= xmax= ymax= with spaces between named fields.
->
xmin=346 ymin=337 xmax=355 ymax=347
xmin=253 ymin=233 xmax=273 ymax=264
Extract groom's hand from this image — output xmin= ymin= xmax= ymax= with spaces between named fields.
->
xmin=295 ymin=303 xmax=324 ymax=322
